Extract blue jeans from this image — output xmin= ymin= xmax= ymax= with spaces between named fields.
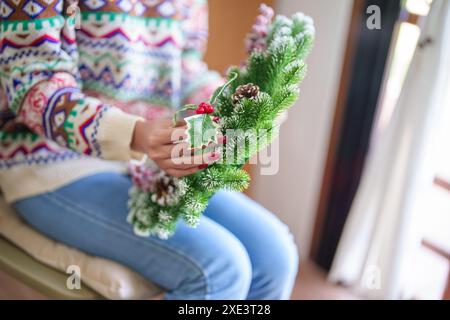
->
xmin=12 ymin=172 xmax=298 ymax=299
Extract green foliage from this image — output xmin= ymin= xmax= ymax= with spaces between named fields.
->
xmin=216 ymin=12 xmax=314 ymax=166
xmin=217 ymin=17 xmax=314 ymax=133
xmin=128 ymin=10 xmax=314 ymax=238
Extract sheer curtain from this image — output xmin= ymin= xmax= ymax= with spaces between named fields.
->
xmin=328 ymin=0 xmax=450 ymax=299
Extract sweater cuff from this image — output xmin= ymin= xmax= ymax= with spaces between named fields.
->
xmin=96 ymin=107 xmax=145 ymax=161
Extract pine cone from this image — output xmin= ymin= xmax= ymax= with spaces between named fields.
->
xmin=232 ymin=83 xmax=260 ymax=104
xmin=151 ymin=170 xmax=179 ymax=206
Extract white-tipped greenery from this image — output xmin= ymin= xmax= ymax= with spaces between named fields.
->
xmin=128 ymin=9 xmax=314 ymax=238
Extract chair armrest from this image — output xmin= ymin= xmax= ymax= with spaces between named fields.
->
xmin=0 ymin=237 xmax=102 ymax=299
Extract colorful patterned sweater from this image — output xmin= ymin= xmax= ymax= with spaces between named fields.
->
xmin=0 ymin=0 xmax=221 ymax=202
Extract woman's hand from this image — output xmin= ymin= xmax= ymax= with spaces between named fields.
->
xmin=131 ymin=119 xmax=220 ymax=177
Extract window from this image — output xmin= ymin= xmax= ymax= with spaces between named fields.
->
xmin=405 ymin=79 xmax=450 ymax=299
xmin=373 ymin=0 xmax=431 ymax=137
xmin=374 ymin=0 xmax=450 ymax=299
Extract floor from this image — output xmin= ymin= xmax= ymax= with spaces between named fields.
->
xmin=291 ymin=260 xmax=359 ymax=300
xmin=0 ymin=269 xmax=46 ymax=299
xmin=0 ymin=260 xmax=358 ymax=300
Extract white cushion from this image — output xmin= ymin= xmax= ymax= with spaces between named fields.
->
xmin=0 ymin=196 xmax=162 ymax=299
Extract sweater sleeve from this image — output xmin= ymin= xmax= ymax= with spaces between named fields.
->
xmin=180 ymin=0 xmax=223 ymax=106
xmin=0 ymin=0 xmax=142 ymax=161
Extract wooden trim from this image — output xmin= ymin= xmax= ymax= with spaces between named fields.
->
xmin=421 ymin=239 xmax=450 ymax=261
xmin=406 ymin=13 xmax=421 ymax=25
xmin=421 ymin=238 xmax=450 ymax=300
xmin=444 ymin=274 xmax=450 ymax=300
xmin=311 ymin=0 xmax=402 ymax=270
xmin=309 ymin=0 xmax=364 ymax=259
xmin=398 ymin=8 xmax=422 ymax=25
xmin=434 ymin=176 xmax=450 ymax=193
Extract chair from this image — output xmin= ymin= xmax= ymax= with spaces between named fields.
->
xmin=0 ymin=196 xmax=162 ymax=299
xmin=0 ymin=237 xmax=100 ymax=299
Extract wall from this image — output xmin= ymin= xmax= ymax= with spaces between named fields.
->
xmin=205 ymin=0 xmax=274 ymax=72
xmin=251 ymin=0 xmax=354 ymax=257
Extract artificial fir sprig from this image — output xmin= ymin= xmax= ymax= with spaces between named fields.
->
xmin=127 ymin=4 xmax=314 ymax=238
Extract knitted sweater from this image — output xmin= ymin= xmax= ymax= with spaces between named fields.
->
xmin=0 ymin=0 xmax=221 ymax=202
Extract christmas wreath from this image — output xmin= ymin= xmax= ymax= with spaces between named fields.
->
xmin=127 ymin=4 xmax=315 ymax=239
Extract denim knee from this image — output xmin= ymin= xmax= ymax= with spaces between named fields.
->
xmin=272 ymin=231 xmax=299 ymax=285
xmin=167 ymin=231 xmax=252 ymax=300
xmin=249 ymin=223 xmax=299 ymax=300
xmin=206 ymin=237 xmax=253 ymax=300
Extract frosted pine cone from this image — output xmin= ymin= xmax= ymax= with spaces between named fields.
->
xmin=232 ymin=83 xmax=260 ymax=104
xmin=151 ymin=170 xmax=180 ymax=206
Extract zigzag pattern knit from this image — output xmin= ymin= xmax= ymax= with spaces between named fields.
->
xmin=0 ymin=0 xmax=221 ymax=201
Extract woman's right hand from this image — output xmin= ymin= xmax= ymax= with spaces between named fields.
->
xmin=131 ymin=119 xmax=220 ymax=177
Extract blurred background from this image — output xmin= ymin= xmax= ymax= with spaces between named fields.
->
xmin=206 ymin=0 xmax=449 ymax=300
xmin=1 ymin=0 xmax=449 ymax=300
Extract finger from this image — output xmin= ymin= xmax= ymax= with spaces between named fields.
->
xmin=150 ymin=143 xmax=184 ymax=160
xmin=162 ymin=151 xmax=221 ymax=170
xmin=158 ymin=118 xmax=176 ymax=128
xmin=167 ymin=142 xmax=192 ymax=158
xmin=151 ymin=140 xmax=203 ymax=161
xmin=166 ymin=166 xmax=202 ymax=178
xmin=170 ymin=126 xmax=188 ymax=144
xmin=188 ymin=140 xmax=218 ymax=155
xmin=161 ymin=157 xmax=201 ymax=170
xmin=154 ymin=126 xmax=187 ymax=145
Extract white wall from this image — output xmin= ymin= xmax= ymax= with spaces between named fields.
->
xmin=252 ymin=0 xmax=353 ymax=257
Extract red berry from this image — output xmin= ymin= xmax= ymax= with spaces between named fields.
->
xmin=213 ymin=116 xmax=220 ymax=123
xmin=206 ymin=105 xmax=214 ymax=114
xmin=195 ymin=106 xmax=205 ymax=114
xmin=198 ymin=102 xmax=214 ymax=114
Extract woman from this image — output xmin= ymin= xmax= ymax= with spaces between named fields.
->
xmin=0 ymin=0 xmax=298 ymax=299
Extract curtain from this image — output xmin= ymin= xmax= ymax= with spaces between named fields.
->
xmin=328 ymin=0 xmax=450 ymax=299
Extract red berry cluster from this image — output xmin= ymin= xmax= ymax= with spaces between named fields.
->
xmin=195 ymin=102 xmax=214 ymax=114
